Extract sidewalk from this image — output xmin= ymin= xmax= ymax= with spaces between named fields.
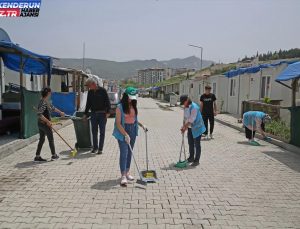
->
xmin=215 ymin=113 xmax=300 ymax=155
xmin=0 ymin=120 xmax=72 ymax=160
xmin=0 ymin=98 xmax=300 ymax=229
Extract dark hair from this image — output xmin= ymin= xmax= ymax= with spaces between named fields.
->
xmin=120 ymin=93 xmax=138 ymax=115
xmin=41 ymin=87 xmax=51 ymax=98
xmin=205 ymin=85 xmax=211 ymax=90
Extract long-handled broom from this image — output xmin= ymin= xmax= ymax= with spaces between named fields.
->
xmin=33 ymin=106 xmax=77 ymax=156
xmin=249 ymin=118 xmax=260 ymax=146
xmin=50 ymin=126 xmax=78 ymax=157
xmin=175 ymin=133 xmax=188 ymax=168
xmin=128 ymin=143 xmax=147 ymax=186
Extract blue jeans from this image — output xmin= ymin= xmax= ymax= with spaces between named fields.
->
xmin=118 ymin=124 xmax=137 ymax=174
xmin=91 ymin=112 xmax=107 ymax=151
xmin=187 ymin=128 xmax=201 ymax=162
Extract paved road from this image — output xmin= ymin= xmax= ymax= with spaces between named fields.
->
xmin=0 ymin=98 xmax=299 ymax=229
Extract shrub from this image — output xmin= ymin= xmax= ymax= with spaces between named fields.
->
xmin=265 ymin=120 xmax=290 ymax=142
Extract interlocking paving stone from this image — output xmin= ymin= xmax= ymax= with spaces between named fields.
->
xmin=0 ymin=98 xmax=299 ymax=228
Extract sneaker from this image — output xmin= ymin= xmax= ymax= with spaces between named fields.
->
xmin=97 ymin=150 xmax=103 ymax=155
xmin=120 ymin=176 xmax=128 ymax=186
xmin=126 ymin=174 xmax=134 ymax=181
xmin=191 ymin=161 xmax=200 ymax=167
xmin=187 ymin=157 xmax=194 ymax=163
xmin=51 ymin=154 xmax=59 ymax=161
xmin=91 ymin=149 xmax=97 ymax=154
xmin=210 ymin=134 xmax=214 ymax=139
xmin=34 ymin=156 xmax=47 ymax=162
xmin=202 ymin=134 xmax=207 ymax=138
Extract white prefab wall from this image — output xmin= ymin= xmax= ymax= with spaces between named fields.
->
xmin=3 ymin=68 xmax=44 ymax=91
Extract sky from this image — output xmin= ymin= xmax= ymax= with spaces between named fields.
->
xmin=1 ymin=0 xmax=300 ymax=63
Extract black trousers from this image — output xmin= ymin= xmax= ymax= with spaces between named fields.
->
xmin=203 ymin=115 xmax=215 ymax=135
xmin=245 ymin=123 xmax=265 ymax=140
xmin=187 ymin=128 xmax=201 ymax=162
xmin=36 ymin=122 xmax=56 ymax=156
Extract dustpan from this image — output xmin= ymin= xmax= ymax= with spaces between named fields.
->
xmin=140 ymin=131 xmax=158 ymax=182
xmin=249 ymin=140 xmax=260 ymax=146
xmin=174 ymin=133 xmax=188 ymax=168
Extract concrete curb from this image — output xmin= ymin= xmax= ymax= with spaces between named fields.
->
xmin=0 ymin=120 xmax=72 ymax=160
xmin=215 ymin=118 xmax=300 ymax=155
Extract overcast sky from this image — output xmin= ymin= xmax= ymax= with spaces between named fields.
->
xmin=1 ymin=0 xmax=300 ymax=63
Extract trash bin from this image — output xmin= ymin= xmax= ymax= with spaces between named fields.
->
xmin=72 ymin=112 xmax=92 ymax=150
xmin=289 ymin=106 xmax=300 ymax=147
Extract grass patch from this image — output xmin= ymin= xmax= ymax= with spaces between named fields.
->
xmin=265 ymin=120 xmax=290 ymax=142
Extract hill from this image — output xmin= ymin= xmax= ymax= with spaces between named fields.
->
xmin=54 ymin=56 xmax=213 ymax=80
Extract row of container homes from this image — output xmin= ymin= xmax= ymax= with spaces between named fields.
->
xmin=179 ymin=59 xmax=300 ymax=124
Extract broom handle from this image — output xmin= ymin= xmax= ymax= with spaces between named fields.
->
xmin=51 ymin=126 xmax=73 ymax=150
xmin=251 ymin=118 xmax=254 ymax=140
xmin=179 ymin=133 xmax=184 ymax=161
xmin=182 ymin=133 xmax=187 ymax=160
xmin=145 ymin=131 xmax=149 ymax=171
xmin=128 ymin=143 xmax=143 ymax=180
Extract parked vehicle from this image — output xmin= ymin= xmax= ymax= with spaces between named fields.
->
xmin=108 ymin=92 xmax=120 ymax=116
xmin=165 ymin=92 xmax=178 ymax=103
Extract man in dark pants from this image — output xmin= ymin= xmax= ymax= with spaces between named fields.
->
xmin=200 ymin=85 xmax=217 ymax=139
xmin=84 ymin=78 xmax=111 ymax=154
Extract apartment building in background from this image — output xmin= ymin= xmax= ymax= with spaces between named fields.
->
xmin=138 ymin=68 xmax=166 ymax=85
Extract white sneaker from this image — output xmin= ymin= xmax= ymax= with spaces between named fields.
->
xmin=126 ymin=174 xmax=134 ymax=181
xmin=210 ymin=134 xmax=214 ymax=139
xmin=120 ymin=176 xmax=128 ymax=185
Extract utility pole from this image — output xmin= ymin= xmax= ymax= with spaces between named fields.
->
xmin=188 ymin=44 xmax=203 ymax=70
xmin=82 ymin=42 xmax=85 ymax=71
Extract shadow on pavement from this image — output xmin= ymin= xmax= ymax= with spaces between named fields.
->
xmin=91 ymin=179 xmax=120 ymax=191
xmin=237 ymin=141 xmax=267 ymax=147
xmin=262 ymin=150 xmax=300 ymax=173
xmin=15 ymin=160 xmax=47 ymax=168
xmin=161 ymin=163 xmax=196 ymax=171
xmin=59 ymin=150 xmax=96 ymax=160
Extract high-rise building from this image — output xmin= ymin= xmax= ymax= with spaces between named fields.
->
xmin=137 ymin=68 xmax=166 ymax=85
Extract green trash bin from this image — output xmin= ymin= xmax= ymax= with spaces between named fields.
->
xmin=72 ymin=112 xmax=92 ymax=150
xmin=289 ymin=106 xmax=300 ymax=147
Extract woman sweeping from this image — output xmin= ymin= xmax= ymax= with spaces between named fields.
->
xmin=113 ymin=87 xmax=147 ymax=186
xmin=34 ymin=87 xmax=65 ymax=162
xmin=242 ymin=111 xmax=271 ymax=144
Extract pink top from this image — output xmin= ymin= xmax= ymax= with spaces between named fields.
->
xmin=124 ymin=107 xmax=136 ymax=124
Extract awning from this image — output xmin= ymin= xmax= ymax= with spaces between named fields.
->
xmin=223 ymin=60 xmax=298 ymax=78
xmin=0 ymin=41 xmax=52 ymax=81
xmin=52 ymin=66 xmax=90 ymax=79
xmin=276 ymin=61 xmax=300 ymax=81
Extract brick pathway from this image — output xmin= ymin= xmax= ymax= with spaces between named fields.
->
xmin=0 ymin=98 xmax=299 ymax=229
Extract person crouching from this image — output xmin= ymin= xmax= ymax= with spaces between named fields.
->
xmin=242 ymin=111 xmax=271 ymax=143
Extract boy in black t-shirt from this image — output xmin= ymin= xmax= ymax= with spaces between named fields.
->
xmin=200 ymin=85 xmax=217 ymax=139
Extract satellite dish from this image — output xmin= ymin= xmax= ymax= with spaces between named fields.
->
xmin=0 ymin=28 xmax=11 ymax=42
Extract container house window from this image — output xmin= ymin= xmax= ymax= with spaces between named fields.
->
xmin=261 ymin=76 xmax=271 ymax=98
xmin=212 ymin=82 xmax=217 ymax=95
xmin=230 ymin=79 xmax=236 ymax=96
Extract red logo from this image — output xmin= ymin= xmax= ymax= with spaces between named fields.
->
xmin=0 ymin=8 xmax=20 ymax=17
